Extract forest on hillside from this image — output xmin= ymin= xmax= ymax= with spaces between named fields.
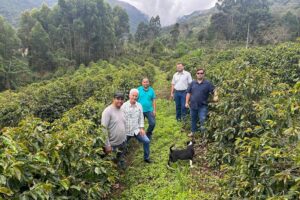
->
xmin=0 ymin=0 xmax=299 ymax=199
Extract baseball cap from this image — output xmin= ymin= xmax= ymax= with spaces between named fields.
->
xmin=114 ymin=91 xmax=124 ymax=99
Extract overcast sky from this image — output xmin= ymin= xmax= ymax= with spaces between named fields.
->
xmin=120 ymin=0 xmax=217 ymax=26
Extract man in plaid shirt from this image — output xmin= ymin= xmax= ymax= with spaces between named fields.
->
xmin=122 ymin=88 xmax=152 ymax=163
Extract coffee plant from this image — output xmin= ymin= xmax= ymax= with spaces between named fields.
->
xmin=0 ymin=59 xmax=155 ymax=199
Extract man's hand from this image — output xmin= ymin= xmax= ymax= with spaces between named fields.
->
xmin=185 ymin=103 xmax=189 ymax=108
xmin=152 ymin=110 xmax=156 ymax=117
xmin=139 ymin=128 xmax=145 ymax=136
xmin=104 ymin=145 xmax=112 ymax=154
xmin=170 ymin=93 xmax=174 ymax=100
xmin=213 ymin=90 xmax=219 ymax=102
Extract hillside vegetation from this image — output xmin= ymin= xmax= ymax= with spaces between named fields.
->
xmin=0 ymin=0 xmax=300 ymax=199
xmin=0 ymin=41 xmax=299 ymax=199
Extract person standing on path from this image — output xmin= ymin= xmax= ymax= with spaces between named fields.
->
xmin=170 ymin=62 xmax=192 ymax=121
xmin=101 ymin=92 xmax=127 ymax=169
xmin=137 ymin=78 xmax=156 ymax=140
xmin=122 ymin=89 xmax=152 ymax=163
xmin=185 ymin=68 xmax=217 ymax=137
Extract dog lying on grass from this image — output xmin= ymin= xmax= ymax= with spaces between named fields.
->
xmin=167 ymin=140 xmax=195 ymax=168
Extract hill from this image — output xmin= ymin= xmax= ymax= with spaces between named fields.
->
xmin=270 ymin=0 xmax=300 ymax=17
xmin=0 ymin=0 xmax=57 ymax=26
xmin=172 ymin=0 xmax=300 ymax=37
xmin=106 ymin=0 xmax=148 ymax=33
xmin=0 ymin=0 xmax=148 ymax=33
xmin=175 ymin=7 xmax=217 ymax=33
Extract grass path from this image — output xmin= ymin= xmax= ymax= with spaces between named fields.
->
xmin=111 ymin=68 xmax=220 ymax=199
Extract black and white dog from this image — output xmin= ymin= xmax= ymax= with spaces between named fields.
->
xmin=167 ymin=140 xmax=195 ymax=168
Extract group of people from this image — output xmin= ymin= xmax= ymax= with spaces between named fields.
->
xmin=171 ymin=62 xmax=217 ymax=137
xmin=101 ymin=78 xmax=156 ymax=168
xmin=101 ymin=63 xmax=217 ymax=169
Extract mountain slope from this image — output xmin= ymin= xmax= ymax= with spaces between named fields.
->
xmin=0 ymin=0 xmax=57 ymax=26
xmin=270 ymin=0 xmax=300 ymax=17
xmin=106 ymin=0 xmax=148 ymax=33
xmin=0 ymin=0 xmax=148 ymax=33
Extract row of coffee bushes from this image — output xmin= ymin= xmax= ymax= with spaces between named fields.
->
xmin=163 ymin=42 xmax=299 ymax=198
xmin=197 ymin=43 xmax=300 ymax=198
xmin=0 ymin=60 xmax=155 ymax=199
xmin=0 ymin=60 xmax=155 ymax=129
xmin=218 ymin=82 xmax=300 ymax=199
xmin=0 ymin=98 xmax=114 ymax=199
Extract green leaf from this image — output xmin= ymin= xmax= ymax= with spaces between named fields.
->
xmin=0 ymin=187 xmax=14 ymax=196
xmin=13 ymin=166 xmax=22 ymax=181
xmin=60 ymin=178 xmax=70 ymax=190
xmin=70 ymin=185 xmax=81 ymax=191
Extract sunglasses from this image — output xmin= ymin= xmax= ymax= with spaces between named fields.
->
xmin=196 ymin=72 xmax=204 ymax=75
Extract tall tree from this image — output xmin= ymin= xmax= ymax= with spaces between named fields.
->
xmin=170 ymin=23 xmax=180 ymax=47
xmin=282 ymin=11 xmax=300 ymax=39
xmin=29 ymin=22 xmax=53 ymax=72
xmin=113 ymin=6 xmax=130 ymax=40
xmin=135 ymin=22 xmax=149 ymax=42
xmin=18 ymin=11 xmax=37 ymax=50
xmin=209 ymin=0 xmax=273 ymax=44
xmin=0 ymin=17 xmax=19 ymax=60
xmin=0 ymin=16 xmax=30 ymax=91
xmin=148 ymin=15 xmax=161 ymax=40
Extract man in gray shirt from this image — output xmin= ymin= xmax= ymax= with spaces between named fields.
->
xmin=101 ymin=92 xmax=127 ymax=168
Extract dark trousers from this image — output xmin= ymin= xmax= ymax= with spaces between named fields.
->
xmin=143 ymin=111 xmax=156 ymax=140
xmin=174 ymin=91 xmax=187 ymax=121
xmin=111 ymin=142 xmax=126 ymax=168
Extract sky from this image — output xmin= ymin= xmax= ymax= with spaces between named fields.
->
xmin=120 ymin=0 xmax=217 ymax=26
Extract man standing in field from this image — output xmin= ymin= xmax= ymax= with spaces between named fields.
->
xmin=137 ymin=78 xmax=156 ymax=140
xmin=170 ymin=62 xmax=192 ymax=121
xmin=101 ymin=91 xmax=127 ymax=169
xmin=122 ymin=89 xmax=152 ymax=163
xmin=185 ymin=68 xmax=217 ymax=137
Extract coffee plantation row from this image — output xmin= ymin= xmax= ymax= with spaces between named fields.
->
xmin=0 ymin=60 xmax=156 ymax=199
xmin=181 ymin=42 xmax=300 ymax=199
xmin=0 ymin=42 xmax=299 ymax=199
xmin=0 ymin=60 xmax=156 ymax=129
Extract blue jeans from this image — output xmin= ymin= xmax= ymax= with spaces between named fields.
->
xmin=127 ymin=134 xmax=150 ymax=160
xmin=174 ymin=91 xmax=187 ymax=121
xmin=190 ymin=105 xmax=208 ymax=133
xmin=143 ymin=111 xmax=156 ymax=140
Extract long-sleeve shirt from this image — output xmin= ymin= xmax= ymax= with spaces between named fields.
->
xmin=101 ymin=105 xmax=127 ymax=146
xmin=121 ymin=101 xmax=144 ymax=136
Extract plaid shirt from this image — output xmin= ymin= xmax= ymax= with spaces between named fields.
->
xmin=121 ymin=101 xmax=144 ymax=136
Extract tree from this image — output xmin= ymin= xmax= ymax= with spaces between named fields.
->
xmin=209 ymin=0 xmax=273 ymax=44
xmin=18 ymin=11 xmax=38 ymax=48
xmin=282 ymin=11 xmax=300 ymax=40
xmin=0 ymin=17 xmax=19 ymax=60
xmin=135 ymin=22 xmax=149 ymax=42
xmin=170 ymin=23 xmax=180 ymax=47
xmin=29 ymin=22 xmax=53 ymax=72
xmin=113 ymin=6 xmax=130 ymax=39
xmin=148 ymin=15 xmax=161 ymax=40
xmin=0 ymin=16 xmax=30 ymax=91
xmin=150 ymin=39 xmax=164 ymax=56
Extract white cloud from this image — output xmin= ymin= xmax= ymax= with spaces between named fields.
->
xmin=120 ymin=0 xmax=217 ymax=26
